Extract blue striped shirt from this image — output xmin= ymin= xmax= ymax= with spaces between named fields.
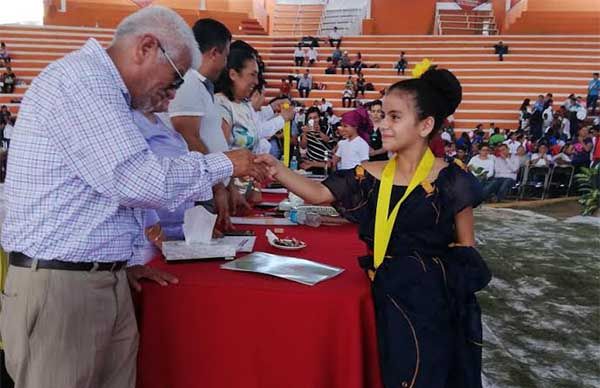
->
xmin=1 ymin=39 xmax=233 ymax=264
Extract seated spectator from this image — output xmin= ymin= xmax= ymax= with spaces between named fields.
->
xmin=0 ymin=42 xmax=10 ymax=66
xmin=332 ymin=110 xmax=370 ymax=170
xmin=340 ymin=51 xmax=352 ymax=75
xmin=568 ymin=96 xmax=587 ymax=132
xmin=0 ymin=104 xmax=11 ymax=123
xmin=587 ymin=72 xmax=599 ymax=116
xmin=455 ymin=147 xmax=469 ymax=164
xmin=325 ymin=58 xmax=337 ymax=74
xmin=294 ymin=44 xmax=305 ymax=67
xmin=516 ymin=145 xmax=529 ymax=168
xmin=493 ymin=41 xmax=508 ymax=61
xmin=331 ymin=46 xmax=342 ymax=66
xmin=353 ymin=52 xmax=364 ymax=74
xmin=299 ymin=107 xmax=335 ymax=172
xmin=279 ymin=78 xmax=291 ymax=98
xmin=553 ymin=144 xmax=574 ymax=167
xmin=395 ymin=51 xmax=407 ymax=75
xmin=342 ymin=87 xmax=354 ymax=108
xmin=1 ymin=67 xmax=16 ymax=94
xmin=456 ymin=132 xmax=471 ymax=151
xmin=529 ymin=144 xmax=553 ymax=168
xmin=328 ymin=26 xmax=342 ymax=47
xmin=571 ymin=127 xmax=593 ymax=169
xmin=444 ymin=141 xmax=456 ymax=159
xmin=325 ymin=107 xmax=341 ymax=129
xmin=297 ymin=71 xmax=312 ymax=98
xmin=307 ymin=45 xmax=318 ymax=66
xmin=355 ymin=73 xmax=366 ymax=97
xmin=503 ymin=130 xmax=522 ymax=155
xmin=483 ymin=144 xmax=520 ymax=201
xmin=319 ymin=98 xmax=332 ymax=113
xmin=489 ymin=127 xmax=506 ymax=147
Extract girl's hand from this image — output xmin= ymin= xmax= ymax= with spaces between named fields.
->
xmin=254 ymin=153 xmax=283 ymax=180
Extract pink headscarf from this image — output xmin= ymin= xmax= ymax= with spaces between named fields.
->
xmin=341 ymin=107 xmax=373 ymax=142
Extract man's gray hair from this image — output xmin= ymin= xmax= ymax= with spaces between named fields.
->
xmin=113 ymin=6 xmax=200 ymax=70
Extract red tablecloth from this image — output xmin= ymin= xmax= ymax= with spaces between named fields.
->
xmin=136 ymin=206 xmax=383 ymax=388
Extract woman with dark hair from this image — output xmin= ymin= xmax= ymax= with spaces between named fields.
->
xmin=257 ymin=68 xmax=490 ymax=388
xmin=215 ymin=48 xmax=261 ymax=151
xmin=519 ymin=98 xmax=531 ymax=131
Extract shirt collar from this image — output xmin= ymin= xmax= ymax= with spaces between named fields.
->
xmin=81 ymin=38 xmax=132 ymax=106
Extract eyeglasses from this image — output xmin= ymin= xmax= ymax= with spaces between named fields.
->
xmin=157 ymin=41 xmax=185 ymax=90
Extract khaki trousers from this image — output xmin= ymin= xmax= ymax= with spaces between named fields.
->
xmin=0 ymin=265 xmax=138 ymax=388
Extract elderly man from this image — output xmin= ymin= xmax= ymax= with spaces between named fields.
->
xmin=0 ymin=6 xmax=266 ymax=388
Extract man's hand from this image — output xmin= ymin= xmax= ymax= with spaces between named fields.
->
xmin=229 ymin=185 xmax=252 ymax=216
xmin=224 ymin=149 xmax=269 ymax=181
xmin=213 ymin=184 xmax=233 ymax=232
xmin=253 ymin=154 xmax=281 ymax=180
xmin=145 ymin=224 xmax=165 ymax=249
xmin=126 ymin=265 xmax=179 ymax=292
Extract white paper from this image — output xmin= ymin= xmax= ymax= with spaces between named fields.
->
xmin=221 ymin=252 xmax=345 ymax=286
xmin=231 ymin=217 xmax=296 ymax=226
xmin=216 ymin=236 xmax=256 ymax=253
xmin=183 ymin=205 xmax=217 ymax=244
xmin=162 ymin=240 xmax=236 ymax=261
xmin=261 ymin=188 xmax=288 ymax=194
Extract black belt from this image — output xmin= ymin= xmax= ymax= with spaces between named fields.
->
xmin=9 ymin=252 xmax=127 ymax=272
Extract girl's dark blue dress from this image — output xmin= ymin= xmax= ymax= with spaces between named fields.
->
xmin=322 ymin=162 xmax=491 ymax=388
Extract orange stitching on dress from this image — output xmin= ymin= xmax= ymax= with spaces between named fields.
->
xmin=387 ymin=294 xmax=420 ymax=388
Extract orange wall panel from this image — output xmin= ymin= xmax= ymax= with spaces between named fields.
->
xmin=370 ymin=0 xmax=436 ymax=34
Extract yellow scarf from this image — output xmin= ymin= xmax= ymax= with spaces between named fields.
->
xmin=373 ymin=148 xmax=435 ymax=269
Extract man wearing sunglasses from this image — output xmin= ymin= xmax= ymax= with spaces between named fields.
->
xmin=0 ymin=6 xmax=269 ymax=388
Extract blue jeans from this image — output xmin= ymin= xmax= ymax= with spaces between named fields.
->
xmin=483 ymin=177 xmax=515 ymax=201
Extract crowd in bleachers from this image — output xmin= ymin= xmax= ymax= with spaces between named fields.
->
xmin=435 ymin=82 xmax=600 ymax=201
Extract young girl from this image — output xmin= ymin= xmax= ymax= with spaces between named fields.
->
xmin=332 ymin=110 xmax=370 ymax=170
xmin=257 ymin=68 xmax=490 ymax=388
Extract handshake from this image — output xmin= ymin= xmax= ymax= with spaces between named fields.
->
xmin=223 ymin=149 xmax=282 ymax=182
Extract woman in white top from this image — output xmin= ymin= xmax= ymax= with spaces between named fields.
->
xmin=529 ymin=144 xmax=553 ymax=168
xmin=553 ymin=144 xmax=574 ymax=166
xmin=215 ymin=48 xmax=261 ymax=152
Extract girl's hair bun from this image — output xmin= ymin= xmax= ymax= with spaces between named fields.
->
xmin=420 ymin=68 xmax=462 ymax=117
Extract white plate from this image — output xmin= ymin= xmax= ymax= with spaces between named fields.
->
xmin=268 ymin=239 xmax=307 ymax=251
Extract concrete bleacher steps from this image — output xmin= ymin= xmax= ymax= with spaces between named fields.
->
xmin=1 ymin=24 xmax=597 ymax=132
xmin=271 ymin=4 xmax=323 ymax=36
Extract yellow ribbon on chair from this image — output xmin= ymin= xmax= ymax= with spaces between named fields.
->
xmin=282 ymin=102 xmax=291 ymax=167
xmin=373 ymin=148 xmax=435 ymax=269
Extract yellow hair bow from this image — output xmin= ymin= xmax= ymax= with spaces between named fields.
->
xmin=411 ymin=58 xmax=432 ymax=79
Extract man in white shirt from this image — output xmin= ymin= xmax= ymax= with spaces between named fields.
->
xmin=168 ymin=18 xmax=241 ymax=231
xmin=483 ymin=144 xmax=520 ymax=201
xmin=3 ymin=116 xmax=13 ymax=148
xmin=319 ymin=98 xmax=332 ymax=113
xmin=328 ymin=26 xmax=342 ymax=48
xmin=503 ymin=131 xmax=522 ymax=155
xmin=468 ymin=143 xmax=495 ymax=180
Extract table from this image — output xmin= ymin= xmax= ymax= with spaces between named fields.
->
xmin=136 ymin=213 xmax=383 ymax=388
